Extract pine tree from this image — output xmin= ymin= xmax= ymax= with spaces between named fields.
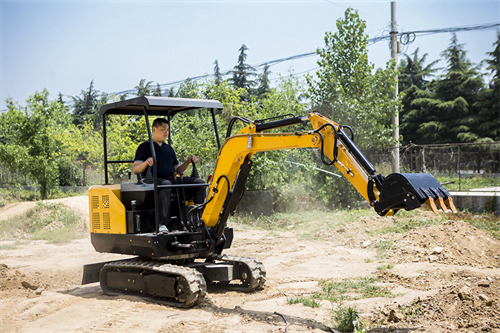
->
xmin=214 ymin=59 xmax=223 ymax=86
xmin=473 ymin=30 xmax=500 ymax=141
xmin=412 ymin=34 xmax=485 ymax=143
xmin=153 ymin=83 xmax=163 ymax=96
xmin=398 ymin=48 xmax=440 ymax=144
xmin=398 ymin=48 xmax=439 ymax=91
xmin=168 ymin=87 xmax=175 ymax=97
xmin=229 ymin=44 xmax=256 ymax=97
xmin=71 ymin=80 xmax=100 ymax=128
xmin=256 ymin=63 xmax=272 ymax=99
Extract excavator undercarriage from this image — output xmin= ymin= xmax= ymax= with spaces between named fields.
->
xmin=82 ymin=96 xmax=455 ymax=307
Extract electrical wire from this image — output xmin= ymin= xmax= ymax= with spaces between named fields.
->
xmin=47 ymin=21 xmax=499 ymax=107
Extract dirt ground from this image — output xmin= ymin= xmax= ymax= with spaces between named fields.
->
xmin=1 ymin=196 xmax=499 ymax=333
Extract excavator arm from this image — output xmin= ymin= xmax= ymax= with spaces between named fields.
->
xmin=200 ymin=112 xmax=456 ymax=230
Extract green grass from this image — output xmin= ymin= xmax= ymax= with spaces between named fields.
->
xmin=286 ymin=296 xmax=321 ymax=308
xmin=372 ymin=210 xmax=446 ymax=235
xmin=468 ymin=219 xmax=500 ymax=240
xmin=364 ymin=258 xmax=373 ymax=263
xmin=374 ymin=240 xmax=393 ymax=260
xmin=0 ymin=186 xmax=85 ymax=207
xmin=0 ymin=240 xmax=30 ymax=250
xmin=398 ymin=304 xmax=422 ymax=320
xmin=288 ymin=276 xmax=399 ymax=308
xmin=230 ymin=208 xmax=374 ymax=238
xmin=332 ymin=306 xmax=363 ymax=332
xmin=436 ymin=175 xmax=500 ymax=191
xmin=0 ymin=186 xmax=40 ymax=206
xmin=376 ymin=264 xmax=394 ymax=271
xmin=0 ymin=201 xmax=86 ymax=244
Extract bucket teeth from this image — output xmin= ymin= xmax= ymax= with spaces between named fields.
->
xmin=444 ymin=196 xmax=457 ymax=213
xmin=424 ymin=197 xmax=439 ymax=214
xmin=436 ymin=196 xmax=449 ymax=212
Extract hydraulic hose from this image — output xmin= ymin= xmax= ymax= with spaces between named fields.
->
xmin=314 ymin=123 xmax=339 ymax=166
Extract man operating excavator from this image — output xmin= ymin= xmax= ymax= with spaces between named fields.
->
xmin=132 ymin=118 xmax=205 ymax=232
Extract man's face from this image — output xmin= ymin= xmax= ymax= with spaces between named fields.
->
xmin=153 ymin=123 xmax=169 ymax=142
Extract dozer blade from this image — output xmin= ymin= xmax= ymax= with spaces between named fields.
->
xmin=373 ymin=173 xmax=455 ymax=216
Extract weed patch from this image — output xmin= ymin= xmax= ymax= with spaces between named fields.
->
xmin=376 ymin=264 xmax=394 ymax=271
xmin=0 ymin=202 xmax=86 ymax=243
xmin=286 ymin=296 xmax=321 ymax=308
xmin=230 ymin=209 xmax=374 ymax=238
xmin=332 ymin=305 xmax=363 ymax=332
xmin=286 ymin=277 xmax=398 ymax=309
xmin=374 ymin=240 xmax=393 ymax=260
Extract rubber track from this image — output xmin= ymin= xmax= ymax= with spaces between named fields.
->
xmin=216 ymin=254 xmax=267 ymax=291
xmin=100 ymin=258 xmax=207 ymax=308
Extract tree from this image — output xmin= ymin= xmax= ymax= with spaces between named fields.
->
xmin=472 ymin=30 xmax=499 ymax=142
xmin=71 ymin=80 xmax=100 ymax=128
xmin=175 ymin=78 xmax=199 ymax=99
xmin=213 ymin=59 xmax=223 ymax=86
xmin=306 ymin=8 xmax=399 ymax=149
xmin=135 ymin=79 xmax=154 ymax=97
xmin=153 ymin=83 xmax=163 ymax=97
xmin=0 ymin=90 xmax=75 ymax=198
xmin=408 ymin=34 xmax=485 ymax=144
xmin=398 ymin=48 xmax=440 ymax=144
xmin=229 ymin=44 xmax=256 ymax=97
xmin=255 ymin=63 xmax=272 ymax=99
xmin=398 ymin=48 xmax=440 ymax=92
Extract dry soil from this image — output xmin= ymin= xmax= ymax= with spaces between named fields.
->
xmin=0 ymin=196 xmax=499 ymax=333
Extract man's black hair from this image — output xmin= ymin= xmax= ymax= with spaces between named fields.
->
xmin=152 ymin=118 xmax=168 ymax=128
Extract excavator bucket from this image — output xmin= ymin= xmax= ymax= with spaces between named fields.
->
xmin=373 ymin=173 xmax=457 ymax=216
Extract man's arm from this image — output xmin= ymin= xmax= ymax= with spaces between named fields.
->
xmin=174 ymin=155 xmax=197 ymax=174
xmin=133 ymin=157 xmax=154 ymax=174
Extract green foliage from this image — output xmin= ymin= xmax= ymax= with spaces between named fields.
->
xmin=230 ymin=208 xmax=375 ymax=237
xmin=376 ymin=264 xmax=394 ymax=271
xmin=71 ymin=80 xmax=109 ymax=129
xmin=0 ymin=90 xmax=79 ymax=198
xmin=398 ymin=304 xmax=422 ymax=320
xmin=135 ymin=79 xmax=155 ymax=97
xmin=213 ymin=59 xmax=223 ymax=86
xmin=0 ymin=202 xmax=85 ymax=243
xmin=401 ymin=34 xmax=486 ymax=144
xmin=473 ymin=31 xmax=500 ymax=141
xmin=286 ymin=296 xmax=321 ymax=308
xmin=333 ymin=306 xmax=363 ymax=332
xmin=0 ymin=185 xmax=40 ymax=205
xmin=229 ymin=44 xmax=256 ymax=98
xmin=255 ymin=63 xmax=272 ymax=99
xmin=398 ymin=48 xmax=440 ymax=92
xmin=306 ymin=7 xmax=400 ymax=150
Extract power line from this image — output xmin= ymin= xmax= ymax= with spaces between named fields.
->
xmin=55 ymin=21 xmax=500 ymax=103
xmin=133 ymin=22 xmax=499 ymax=96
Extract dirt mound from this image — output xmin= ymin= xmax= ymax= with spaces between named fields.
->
xmin=387 ymin=220 xmax=500 ymax=268
xmin=0 ymin=264 xmax=47 ymax=298
xmin=371 ymin=271 xmax=499 ymax=331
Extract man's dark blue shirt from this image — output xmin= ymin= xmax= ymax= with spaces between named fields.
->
xmin=134 ymin=141 xmax=179 ymax=179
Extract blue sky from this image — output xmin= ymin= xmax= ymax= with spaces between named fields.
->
xmin=1 ymin=0 xmax=499 ymax=110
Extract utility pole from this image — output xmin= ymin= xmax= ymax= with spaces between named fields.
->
xmin=391 ymin=1 xmax=400 ymax=173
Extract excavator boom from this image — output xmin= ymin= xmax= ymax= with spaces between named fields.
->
xmin=201 ymin=112 xmax=456 ymax=228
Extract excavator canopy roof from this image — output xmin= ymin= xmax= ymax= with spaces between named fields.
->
xmin=100 ymin=96 xmax=224 ymax=117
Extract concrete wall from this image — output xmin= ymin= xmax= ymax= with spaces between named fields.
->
xmin=450 ymin=192 xmax=499 ymax=215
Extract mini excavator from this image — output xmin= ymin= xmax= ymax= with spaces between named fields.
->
xmin=82 ymin=96 xmax=456 ymax=307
